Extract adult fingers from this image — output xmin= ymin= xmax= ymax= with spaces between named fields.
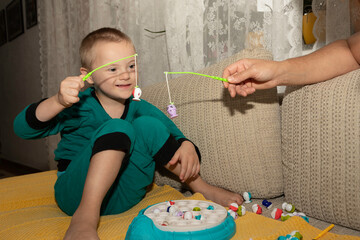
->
xmin=228 ymin=84 xmax=237 ymax=98
xmin=235 ymin=83 xmax=256 ymax=97
xmin=222 ymin=60 xmax=249 ymax=79
xmin=235 ymin=84 xmax=248 ymax=97
xmin=227 ymin=67 xmax=257 ymax=85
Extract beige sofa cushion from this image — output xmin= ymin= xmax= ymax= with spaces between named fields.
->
xmin=281 ymin=69 xmax=360 ymax=230
xmin=142 ymin=48 xmax=283 ymax=198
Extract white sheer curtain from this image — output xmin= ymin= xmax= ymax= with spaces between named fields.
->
xmin=164 ymin=0 xmax=303 ymax=96
xmin=38 ymin=1 xmax=90 ymax=98
xmin=165 ymin=0 xmax=303 ymax=73
xmin=310 ymin=0 xmax=360 ymax=51
xmin=38 ymin=0 xmax=306 ymax=169
xmin=39 ymin=0 xmax=304 ymax=94
xmin=38 ymin=0 xmax=91 ymax=169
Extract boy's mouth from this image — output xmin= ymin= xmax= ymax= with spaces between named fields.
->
xmin=115 ymin=84 xmax=132 ymax=88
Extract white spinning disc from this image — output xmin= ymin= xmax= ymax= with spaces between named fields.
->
xmin=144 ymin=200 xmax=227 ymax=232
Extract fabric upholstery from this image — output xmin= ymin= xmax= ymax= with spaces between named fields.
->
xmin=281 ymin=69 xmax=360 ymax=231
xmin=142 ymin=48 xmax=283 ymax=198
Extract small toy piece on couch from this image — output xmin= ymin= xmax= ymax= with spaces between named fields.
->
xmin=262 ymin=199 xmax=273 ymax=209
xmin=252 ymin=204 xmax=262 ymax=214
xmin=243 ymin=192 xmax=252 ymax=203
xmin=282 ymin=202 xmax=295 ymax=213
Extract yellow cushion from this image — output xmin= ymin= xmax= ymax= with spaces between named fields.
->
xmin=1 ymin=171 xmax=359 ymax=239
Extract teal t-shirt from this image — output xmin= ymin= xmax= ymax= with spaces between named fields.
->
xmin=14 ymin=87 xmax=185 ymax=164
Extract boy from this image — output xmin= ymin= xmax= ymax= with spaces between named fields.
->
xmin=14 ymin=28 xmax=243 ymax=239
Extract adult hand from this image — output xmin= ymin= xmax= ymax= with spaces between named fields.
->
xmin=222 ymin=59 xmax=283 ymax=97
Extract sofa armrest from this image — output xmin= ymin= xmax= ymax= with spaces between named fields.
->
xmin=281 ymin=69 xmax=360 ymax=230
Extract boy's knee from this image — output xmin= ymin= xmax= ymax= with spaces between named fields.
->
xmin=93 ymin=119 xmax=135 ymax=142
xmin=91 ymin=119 xmax=136 ymax=156
xmin=132 ymin=116 xmax=167 ymax=134
xmin=132 ymin=116 xmax=180 ymax=158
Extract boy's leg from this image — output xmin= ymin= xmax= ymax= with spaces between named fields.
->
xmin=99 ymin=116 xmax=182 ymax=215
xmin=55 ymin=119 xmax=135 ymax=239
xmin=164 ymin=156 xmax=244 ymax=207
xmin=58 ymin=116 xmax=179 ymax=217
xmin=64 ymin=150 xmax=126 ymax=240
xmin=55 ymin=119 xmax=135 ymax=215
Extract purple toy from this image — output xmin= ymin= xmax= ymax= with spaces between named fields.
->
xmin=167 ymin=104 xmax=178 ymax=119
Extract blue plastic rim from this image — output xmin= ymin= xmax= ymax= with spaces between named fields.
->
xmin=125 ymin=204 xmax=236 ymax=240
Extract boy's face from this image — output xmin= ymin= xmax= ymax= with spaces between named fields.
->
xmin=87 ymin=40 xmax=137 ymax=103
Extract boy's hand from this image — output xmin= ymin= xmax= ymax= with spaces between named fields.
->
xmin=57 ymin=75 xmax=85 ymax=108
xmin=168 ymin=141 xmax=200 ymax=182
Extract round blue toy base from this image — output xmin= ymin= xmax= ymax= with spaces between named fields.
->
xmin=125 ymin=200 xmax=236 ymax=240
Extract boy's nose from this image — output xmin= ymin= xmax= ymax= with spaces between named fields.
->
xmin=119 ymin=71 xmax=130 ymax=80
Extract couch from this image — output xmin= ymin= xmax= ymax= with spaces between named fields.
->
xmin=0 ymin=48 xmax=359 ymax=239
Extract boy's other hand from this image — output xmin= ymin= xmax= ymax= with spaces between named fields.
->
xmin=168 ymin=141 xmax=200 ymax=182
xmin=57 ymin=75 xmax=85 ymax=108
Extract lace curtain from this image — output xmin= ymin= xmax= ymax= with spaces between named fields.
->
xmin=39 ymin=0 xmax=304 ymax=93
xmin=38 ymin=0 xmax=91 ymax=169
xmin=164 ymin=0 xmax=303 ymax=97
xmin=311 ymin=0 xmax=360 ymax=51
xmin=38 ymin=0 xmax=357 ymax=169
xmin=165 ymin=0 xmax=303 ymax=72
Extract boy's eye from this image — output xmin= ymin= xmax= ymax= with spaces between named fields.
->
xmin=109 ymin=68 xmax=117 ymax=72
xmin=129 ymin=64 xmax=136 ymax=71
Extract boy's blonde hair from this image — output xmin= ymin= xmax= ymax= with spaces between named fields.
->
xmin=80 ymin=27 xmax=133 ymax=70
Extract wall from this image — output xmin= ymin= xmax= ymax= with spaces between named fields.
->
xmin=0 ymin=0 xmax=48 ymax=170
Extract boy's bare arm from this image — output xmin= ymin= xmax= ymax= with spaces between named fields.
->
xmin=36 ymin=75 xmax=85 ymax=122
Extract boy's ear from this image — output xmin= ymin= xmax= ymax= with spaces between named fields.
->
xmin=80 ymin=67 xmax=93 ymax=84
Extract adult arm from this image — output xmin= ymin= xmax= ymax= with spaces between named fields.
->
xmin=223 ymin=32 xmax=360 ymax=97
xmin=281 ymin=31 xmax=360 ymax=85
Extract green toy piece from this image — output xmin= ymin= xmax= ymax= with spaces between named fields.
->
xmin=83 ymin=54 xmax=138 ymax=81
xmin=164 ymin=72 xmax=228 ymax=82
